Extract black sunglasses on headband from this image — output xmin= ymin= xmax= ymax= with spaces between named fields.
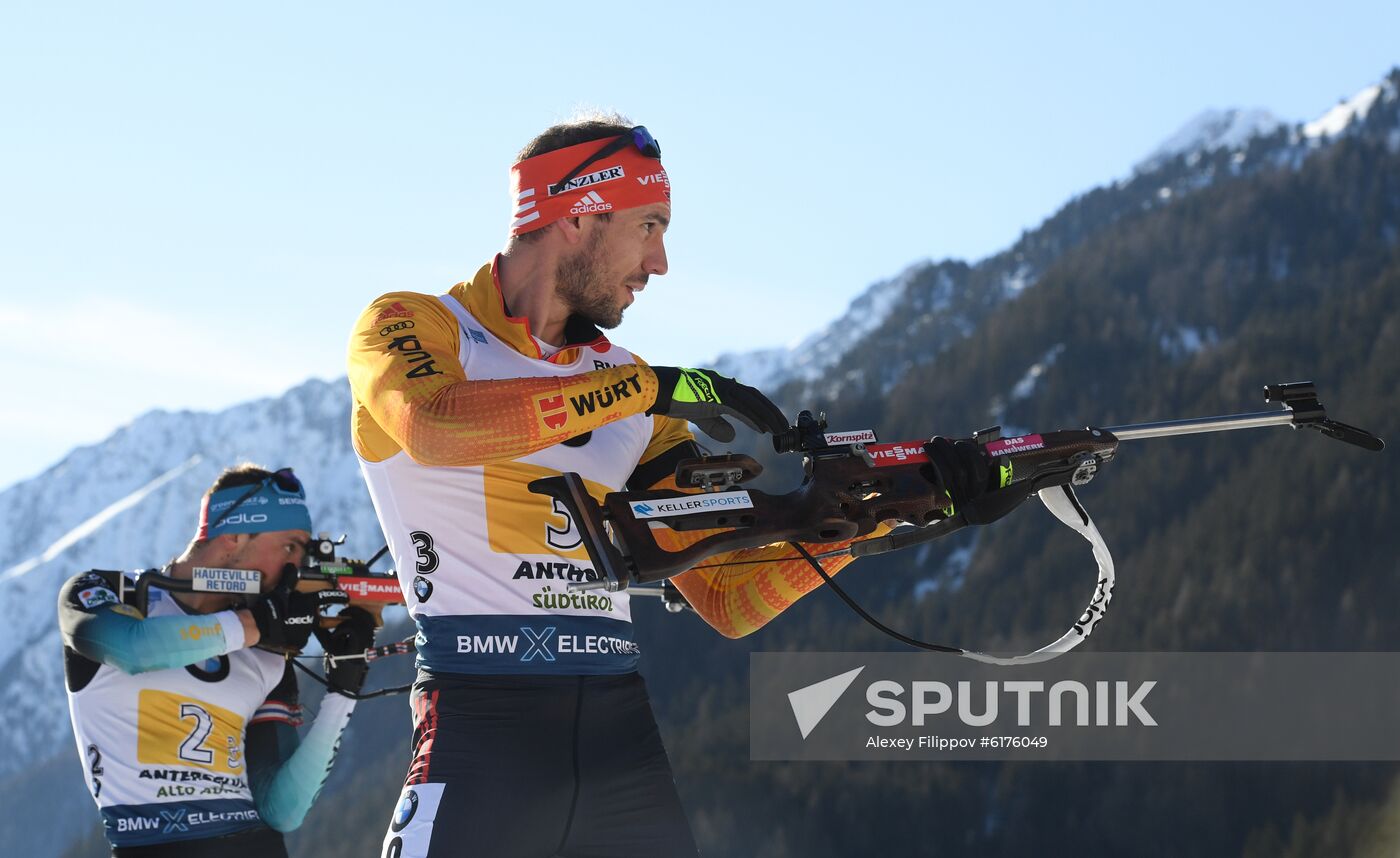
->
xmin=208 ymin=467 xmax=302 ymax=532
xmin=548 ymin=126 xmax=661 ymax=197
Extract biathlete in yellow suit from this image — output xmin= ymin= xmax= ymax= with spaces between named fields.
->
xmin=348 ymin=116 xmax=892 ymax=858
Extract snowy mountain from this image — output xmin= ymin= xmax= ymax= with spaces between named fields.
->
xmin=1304 ymin=82 xmax=1388 ymax=139
xmin=710 ymin=71 xmax=1400 ymax=406
xmin=5 ymin=66 xmax=1400 ymax=858
xmin=710 ymin=262 xmax=945 ymax=391
xmin=0 ymin=378 xmax=392 ymax=857
xmin=1133 ymin=108 xmax=1283 ymax=175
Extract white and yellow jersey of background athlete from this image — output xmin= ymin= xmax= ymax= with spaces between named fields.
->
xmin=65 ymin=577 xmax=291 ymax=845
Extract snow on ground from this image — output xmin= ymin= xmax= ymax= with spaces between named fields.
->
xmin=1135 ymin=108 xmax=1282 ymax=174
xmin=1158 ymin=325 xmax=1218 ymax=359
xmin=2 ymin=455 xmax=203 ymax=581
xmin=913 ymin=540 xmax=976 ymax=600
xmin=711 ymin=262 xmax=928 ymax=388
xmin=1010 ymin=343 xmax=1066 ymax=402
xmin=1304 ymin=84 xmax=1383 ymax=139
xmin=1002 ymin=263 xmax=1034 ymax=296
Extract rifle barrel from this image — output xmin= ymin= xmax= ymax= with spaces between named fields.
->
xmin=1103 ymin=410 xmax=1294 ymax=441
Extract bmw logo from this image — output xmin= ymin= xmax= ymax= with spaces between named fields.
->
xmin=413 ymin=576 xmax=433 ymax=603
xmin=391 ymin=789 xmax=418 ymax=832
xmin=184 ymin=655 xmax=231 ymax=683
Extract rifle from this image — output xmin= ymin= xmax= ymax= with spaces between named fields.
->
xmin=290 ymin=534 xmax=416 ymax=699
xmin=529 ymin=381 xmax=1383 ymax=664
xmin=135 ymin=534 xmax=404 ymax=631
xmin=132 ymin=533 xmax=417 ymax=697
xmin=296 ymin=534 xmax=404 ymax=630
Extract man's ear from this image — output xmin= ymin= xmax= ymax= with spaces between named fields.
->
xmin=219 ymin=532 xmax=253 ymax=555
xmin=554 ymin=216 xmax=586 ymax=246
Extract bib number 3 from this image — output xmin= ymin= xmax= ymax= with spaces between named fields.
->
xmin=546 ymin=499 xmax=582 ymax=551
xmin=410 ymin=531 xmax=439 ymax=574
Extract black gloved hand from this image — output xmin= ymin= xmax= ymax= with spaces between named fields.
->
xmin=250 ymin=584 xmax=348 ymax=653
xmin=647 ymin=366 xmax=789 ymax=442
xmin=314 ymin=606 xmax=377 ymax=696
xmin=923 ymin=436 xmax=995 ymax=511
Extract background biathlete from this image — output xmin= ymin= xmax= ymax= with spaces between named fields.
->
xmin=59 ymin=464 xmax=376 ymax=858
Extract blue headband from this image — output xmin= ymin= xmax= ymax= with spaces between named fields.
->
xmin=199 ymin=479 xmax=313 ymax=538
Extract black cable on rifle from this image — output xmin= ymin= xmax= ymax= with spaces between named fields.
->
xmin=685 ymin=545 xmax=853 ymax=571
xmin=288 ymin=657 xmax=413 ymax=700
xmin=789 ymin=542 xmax=961 ymax=654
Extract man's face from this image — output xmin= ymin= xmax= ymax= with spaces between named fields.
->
xmin=223 ymin=530 xmax=310 ymax=592
xmin=556 ymin=204 xmax=670 ymax=329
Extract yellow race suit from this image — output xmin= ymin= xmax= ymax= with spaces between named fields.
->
xmin=347 ymin=257 xmax=875 ymax=671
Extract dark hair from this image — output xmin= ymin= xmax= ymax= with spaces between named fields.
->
xmin=515 ymin=111 xmax=633 ymax=162
xmin=511 ymin=111 xmax=632 ymax=242
xmin=204 ymin=463 xmax=276 ymax=499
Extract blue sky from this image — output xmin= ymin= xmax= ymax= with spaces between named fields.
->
xmin=2 ymin=1 xmax=1398 ymax=491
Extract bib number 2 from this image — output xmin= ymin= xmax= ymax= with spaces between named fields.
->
xmin=178 ymin=703 xmax=215 ymax=765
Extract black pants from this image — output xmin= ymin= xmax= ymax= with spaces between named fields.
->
xmin=382 ymin=671 xmax=698 ymax=858
xmin=112 ymin=825 xmax=287 ymax=858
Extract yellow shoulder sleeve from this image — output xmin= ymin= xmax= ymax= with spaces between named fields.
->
xmin=347 ymin=291 xmax=464 ymax=463
xmin=347 ymin=292 xmax=663 ymax=466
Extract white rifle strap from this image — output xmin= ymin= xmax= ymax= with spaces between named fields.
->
xmin=962 ymin=483 xmax=1115 ymax=666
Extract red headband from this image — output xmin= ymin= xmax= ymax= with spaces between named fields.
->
xmin=509 ymin=138 xmax=670 ymax=235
